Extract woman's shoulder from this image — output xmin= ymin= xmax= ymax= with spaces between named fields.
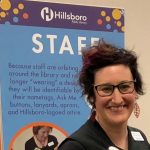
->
xmin=58 ymin=138 xmax=86 ymax=150
xmin=48 ymin=134 xmax=58 ymax=146
xmin=25 ymin=137 xmax=36 ymax=149
xmin=128 ymin=126 xmax=150 ymax=150
xmin=48 ymin=134 xmax=58 ymax=141
xmin=128 ymin=126 xmax=148 ymax=140
xmin=25 ymin=136 xmax=34 ymax=145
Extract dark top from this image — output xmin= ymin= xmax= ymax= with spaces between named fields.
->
xmin=25 ymin=134 xmax=58 ymax=150
xmin=58 ymin=118 xmax=150 ymax=150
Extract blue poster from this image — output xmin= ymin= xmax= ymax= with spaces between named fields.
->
xmin=0 ymin=0 xmax=124 ymax=149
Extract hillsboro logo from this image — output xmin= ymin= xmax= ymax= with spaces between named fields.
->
xmin=41 ymin=7 xmax=54 ymax=21
xmin=41 ymin=7 xmax=88 ymax=24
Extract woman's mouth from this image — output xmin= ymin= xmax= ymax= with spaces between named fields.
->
xmin=108 ymin=105 xmax=127 ymax=111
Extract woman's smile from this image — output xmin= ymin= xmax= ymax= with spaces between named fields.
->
xmin=107 ymin=104 xmax=127 ymax=112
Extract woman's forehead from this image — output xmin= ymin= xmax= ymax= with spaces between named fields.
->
xmin=94 ymin=65 xmax=133 ymax=83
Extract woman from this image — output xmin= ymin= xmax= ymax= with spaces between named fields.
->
xmin=25 ymin=126 xmax=58 ymax=150
xmin=58 ymin=41 xmax=150 ymax=150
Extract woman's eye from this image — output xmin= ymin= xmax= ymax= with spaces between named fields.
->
xmin=101 ymin=86 xmax=112 ymax=92
xmin=120 ymin=84 xmax=130 ymax=91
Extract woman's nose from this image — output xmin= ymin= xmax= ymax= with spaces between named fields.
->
xmin=111 ymin=88 xmax=123 ymax=104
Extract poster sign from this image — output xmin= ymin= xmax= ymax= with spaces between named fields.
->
xmin=0 ymin=0 xmax=124 ymax=149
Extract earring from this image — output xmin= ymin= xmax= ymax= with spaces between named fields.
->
xmin=134 ymin=102 xmax=140 ymax=118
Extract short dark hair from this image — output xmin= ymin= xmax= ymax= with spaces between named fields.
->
xmin=79 ymin=40 xmax=144 ymax=107
xmin=32 ymin=126 xmax=52 ymax=135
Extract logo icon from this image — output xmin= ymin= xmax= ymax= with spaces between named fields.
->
xmin=41 ymin=7 xmax=54 ymax=21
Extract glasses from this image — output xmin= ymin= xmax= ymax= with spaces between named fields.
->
xmin=94 ymin=81 xmax=135 ymax=97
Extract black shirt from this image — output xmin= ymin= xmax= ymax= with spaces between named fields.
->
xmin=58 ymin=118 xmax=149 ymax=150
xmin=25 ymin=135 xmax=58 ymax=150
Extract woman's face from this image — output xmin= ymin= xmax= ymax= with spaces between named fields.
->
xmin=36 ymin=127 xmax=51 ymax=143
xmin=94 ymin=64 xmax=136 ymax=126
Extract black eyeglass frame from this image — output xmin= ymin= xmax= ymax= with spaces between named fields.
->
xmin=94 ymin=80 xmax=136 ymax=97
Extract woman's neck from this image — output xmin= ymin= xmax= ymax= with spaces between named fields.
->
xmin=95 ymin=116 xmax=128 ymax=150
xmin=34 ymin=136 xmax=48 ymax=148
